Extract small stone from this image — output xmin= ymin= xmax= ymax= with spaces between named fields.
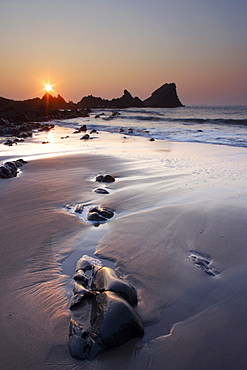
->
xmin=98 ymin=207 xmax=114 ymax=219
xmin=95 ymin=174 xmax=104 ymax=182
xmin=74 ymin=204 xmax=84 ymax=213
xmin=80 ymin=134 xmax=90 ymax=140
xmin=87 ymin=212 xmax=108 ymax=222
xmin=102 ymin=174 xmax=115 ymax=183
xmin=93 ymin=188 xmax=109 ymax=194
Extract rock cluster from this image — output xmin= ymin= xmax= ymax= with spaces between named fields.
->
xmin=0 ymin=95 xmax=90 ymax=141
xmin=87 ymin=206 xmax=114 ymax=223
xmin=0 ymin=159 xmax=28 ymax=178
xmin=78 ymin=90 xmax=143 ymax=109
xmin=69 ymin=256 xmax=144 ymax=360
xmin=77 ymin=83 xmax=183 ymax=108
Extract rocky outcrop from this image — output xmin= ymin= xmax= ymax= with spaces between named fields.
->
xmin=0 ymin=94 xmax=76 ymax=113
xmin=78 ymin=84 xmax=183 ymax=108
xmin=110 ymin=90 xmax=143 ymax=108
xmin=143 ymin=83 xmax=184 ymax=108
xmin=0 ymin=159 xmax=28 ymax=178
xmin=0 ymin=94 xmax=91 ymax=140
xmin=0 ymin=83 xmax=184 ymax=129
xmin=78 ymin=89 xmax=143 ymax=109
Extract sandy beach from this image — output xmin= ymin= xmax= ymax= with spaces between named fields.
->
xmin=1 ymin=128 xmax=247 ymax=369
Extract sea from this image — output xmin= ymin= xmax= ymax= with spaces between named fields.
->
xmin=55 ymin=105 xmax=247 ymax=148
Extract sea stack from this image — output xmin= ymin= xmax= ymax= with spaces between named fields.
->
xmin=143 ymin=83 xmax=184 ymax=108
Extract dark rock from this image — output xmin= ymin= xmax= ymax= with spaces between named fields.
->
xmin=4 ymin=162 xmax=18 ymax=177
xmin=77 ymin=90 xmax=143 ymax=109
xmin=95 ymin=174 xmax=115 ymax=183
xmin=143 ymin=83 xmax=184 ymax=108
xmin=16 ymin=158 xmax=28 ymax=165
xmin=97 ymin=208 xmax=114 ymax=219
xmin=78 ymin=125 xmax=87 ymax=132
xmin=93 ymin=188 xmax=109 ymax=194
xmin=0 ymin=159 xmax=27 ymax=179
xmin=89 ymin=291 xmax=143 ymax=353
xmin=92 ymin=267 xmax=138 ymax=306
xmin=89 ymin=206 xmax=114 ymax=219
xmin=0 ymin=166 xmax=11 ymax=178
xmin=73 ymin=270 xmax=91 ymax=286
xmin=95 ymin=174 xmax=104 ymax=182
xmin=3 ymin=139 xmax=15 ymax=146
xmin=103 ymin=174 xmax=115 ymax=183
xmin=38 ymin=124 xmax=54 ymax=132
xmin=0 ymin=118 xmax=9 ymax=126
xmin=74 ymin=204 xmax=84 ymax=214
xmin=149 ymin=138 xmax=155 ymax=141
xmin=87 ymin=212 xmax=108 ymax=223
xmin=77 ymin=84 xmax=183 ymax=109
xmin=76 ymin=257 xmax=94 ymax=272
xmin=18 ymin=132 xmax=32 ymax=138
xmin=68 ymin=256 xmax=144 ymax=360
xmin=80 ymin=134 xmax=90 ymax=140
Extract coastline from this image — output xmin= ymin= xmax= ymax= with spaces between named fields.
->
xmin=1 ymin=128 xmax=247 ymax=369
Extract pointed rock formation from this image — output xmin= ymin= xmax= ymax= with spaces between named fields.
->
xmin=77 ymin=89 xmax=143 ymax=108
xmin=110 ymin=90 xmax=143 ymax=108
xmin=143 ymin=83 xmax=184 ymax=108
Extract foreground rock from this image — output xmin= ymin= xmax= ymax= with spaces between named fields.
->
xmin=0 ymin=159 xmax=28 ymax=178
xmin=69 ymin=256 xmax=144 ymax=360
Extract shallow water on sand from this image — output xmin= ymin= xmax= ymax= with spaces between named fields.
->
xmin=1 ymin=126 xmax=247 ymax=369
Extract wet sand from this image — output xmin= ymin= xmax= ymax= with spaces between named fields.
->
xmin=1 ymin=129 xmax=247 ymax=369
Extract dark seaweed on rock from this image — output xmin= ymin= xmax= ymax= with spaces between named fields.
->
xmin=69 ymin=256 xmax=144 ymax=360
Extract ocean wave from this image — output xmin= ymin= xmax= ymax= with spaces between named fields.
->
xmin=121 ymin=116 xmax=247 ymax=126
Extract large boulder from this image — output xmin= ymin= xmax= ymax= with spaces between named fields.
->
xmin=68 ymin=256 xmax=144 ymax=360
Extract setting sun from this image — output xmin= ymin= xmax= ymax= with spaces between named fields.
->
xmin=44 ymin=83 xmax=52 ymax=92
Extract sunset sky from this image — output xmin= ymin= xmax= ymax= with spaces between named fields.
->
xmin=1 ymin=0 xmax=247 ymax=105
